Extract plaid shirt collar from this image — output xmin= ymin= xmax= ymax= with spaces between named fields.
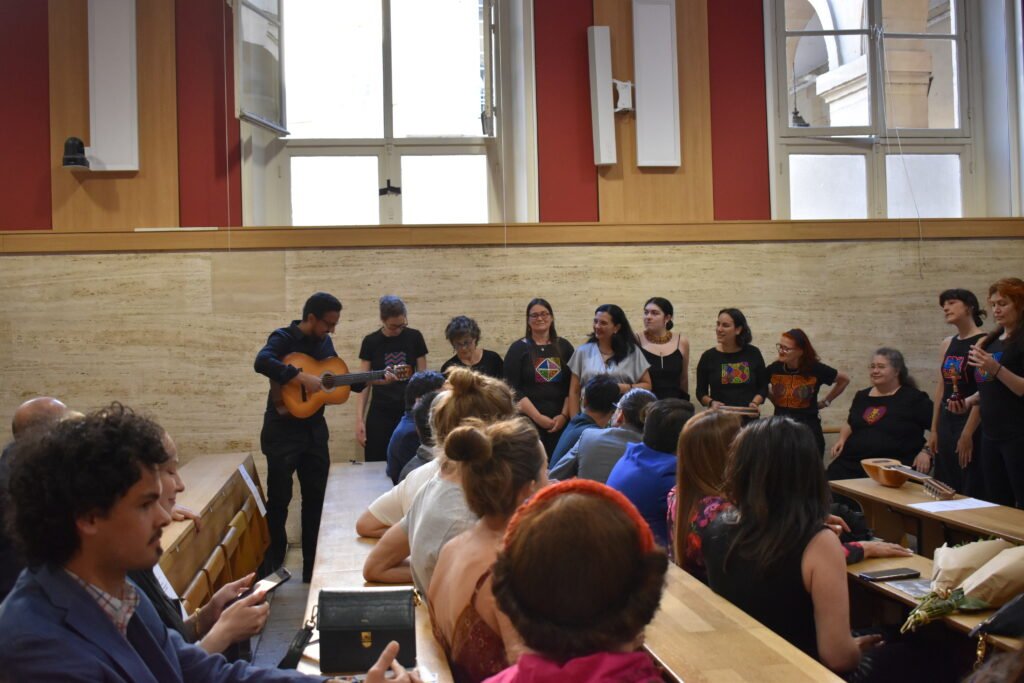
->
xmin=65 ymin=568 xmax=139 ymax=637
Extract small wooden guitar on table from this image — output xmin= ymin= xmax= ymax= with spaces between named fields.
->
xmin=860 ymin=458 xmax=957 ymax=500
xmin=272 ymin=352 xmax=412 ymax=419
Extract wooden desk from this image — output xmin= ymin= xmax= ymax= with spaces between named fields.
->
xmin=830 ymin=478 xmax=1024 ymax=556
xmin=848 ymin=555 xmax=1022 ymax=653
xmin=644 ymin=564 xmax=843 ymax=682
xmin=159 ymin=452 xmax=261 ymax=594
xmin=297 ymin=462 xmax=453 ymax=682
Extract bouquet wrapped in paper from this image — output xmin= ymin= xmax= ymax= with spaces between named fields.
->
xmin=931 ymin=539 xmax=1014 ymax=595
xmin=903 ymin=544 xmax=1024 ymax=633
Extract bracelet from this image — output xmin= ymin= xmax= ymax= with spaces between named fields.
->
xmin=995 ymin=364 xmax=1003 ymax=378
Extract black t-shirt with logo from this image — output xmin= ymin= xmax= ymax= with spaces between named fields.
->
xmin=840 ymin=386 xmax=933 ymax=465
xmin=695 ymin=346 xmax=769 ymax=407
xmin=767 ymin=360 xmax=839 ymax=420
xmin=976 ymin=337 xmax=1024 ymax=441
xmin=358 ymin=328 xmax=429 ymax=411
xmin=940 ymin=333 xmax=985 ymax=404
xmin=503 ymin=337 xmax=575 ymax=419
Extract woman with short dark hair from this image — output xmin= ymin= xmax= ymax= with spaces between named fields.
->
xmin=487 ymin=480 xmax=668 ymax=683
xmin=356 ymin=295 xmax=429 ymax=463
xmin=695 ymin=308 xmax=767 ymax=415
xmin=441 ymin=316 xmax=504 ymax=379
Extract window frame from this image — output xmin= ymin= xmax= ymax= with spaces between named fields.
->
xmin=767 ymin=0 xmax=977 ymax=219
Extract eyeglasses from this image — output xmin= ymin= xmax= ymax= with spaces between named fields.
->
xmin=452 ymin=339 xmax=476 ymax=349
xmin=776 ymin=344 xmax=796 ymax=353
xmin=383 ymin=322 xmax=408 ymax=332
xmin=528 ymin=312 xmax=551 ymax=320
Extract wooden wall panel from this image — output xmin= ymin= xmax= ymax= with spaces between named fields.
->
xmin=595 ymin=0 xmax=714 ymax=223
xmin=48 ymin=0 xmax=179 ymax=231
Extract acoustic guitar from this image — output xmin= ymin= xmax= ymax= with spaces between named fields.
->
xmin=273 ymin=352 xmax=412 ymax=419
xmin=860 ymin=458 xmax=957 ymax=500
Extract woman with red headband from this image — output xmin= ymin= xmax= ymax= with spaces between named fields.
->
xmin=485 ymin=480 xmax=667 ymax=683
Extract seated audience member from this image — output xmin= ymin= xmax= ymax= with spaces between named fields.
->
xmin=606 ymin=398 xmax=694 ymax=547
xmin=549 ymin=388 xmax=656 ymax=483
xmin=0 ymin=403 xmax=415 ymax=683
xmin=363 ymin=368 xmax=517 ymax=594
xmin=486 ymin=480 xmax=668 ymax=683
xmin=398 ymin=390 xmax=442 ymax=482
xmin=441 ymin=316 xmax=505 ymax=380
xmin=429 ymin=418 xmax=547 ymax=683
xmin=828 ymin=347 xmax=933 ymax=481
xmin=667 ymin=412 xmax=908 ymax=580
xmin=129 ymin=430 xmax=269 ymax=655
xmin=1 ymin=397 xmax=69 ymax=602
xmin=548 ymin=375 xmax=620 ymax=468
xmin=700 ymin=417 xmax=879 ymax=675
xmin=566 ymin=304 xmax=652 ymax=417
xmin=387 ymin=371 xmax=445 ymax=484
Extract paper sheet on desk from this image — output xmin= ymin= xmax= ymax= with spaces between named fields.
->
xmin=908 ymin=498 xmax=998 ymax=513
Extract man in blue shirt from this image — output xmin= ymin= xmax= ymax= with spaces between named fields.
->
xmin=385 ymin=371 xmax=444 ymax=484
xmin=606 ymin=399 xmax=694 ymax=547
xmin=548 ymin=375 xmax=619 ymax=468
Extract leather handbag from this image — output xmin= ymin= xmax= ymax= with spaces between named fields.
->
xmin=969 ymin=592 xmax=1024 ymax=639
xmin=317 ymin=587 xmax=417 ymax=674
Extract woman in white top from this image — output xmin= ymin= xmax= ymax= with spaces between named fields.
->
xmin=567 ymin=304 xmax=651 ymax=416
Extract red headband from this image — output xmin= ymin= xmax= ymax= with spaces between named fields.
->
xmin=502 ymin=479 xmax=655 ymax=553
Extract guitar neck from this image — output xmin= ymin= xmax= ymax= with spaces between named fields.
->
xmin=329 ymin=369 xmax=390 ymax=387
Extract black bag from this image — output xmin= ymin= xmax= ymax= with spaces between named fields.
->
xmin=317 ymin=587 xmax=417 ymax=674
xmin=969 ymin=592 xmax=1024 ymax=638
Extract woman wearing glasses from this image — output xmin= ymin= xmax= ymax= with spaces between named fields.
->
xmin=357 ymin=295 xmax=429 ymax=463
xmin=766 ymin=329 xmax=849 ymax=455
xmin=503 ymin=299 xmax=575 ymax=457
xmin=440 ymin=315 xmax=504 ymax=379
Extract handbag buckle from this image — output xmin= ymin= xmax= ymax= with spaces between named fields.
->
xmin=361 ymin=631 xmax=373 ymax=648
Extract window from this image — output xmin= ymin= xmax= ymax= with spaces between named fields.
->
xmin=769 ymin=0 xmax=975 ymax=219
xmin=235 ymin=0 xmax=286 ymax=134
xmin=282 ymin=0 xmax=497 ymax=226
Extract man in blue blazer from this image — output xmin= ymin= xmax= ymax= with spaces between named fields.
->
xmin=0 ymin=403 xmax=415 ymax=683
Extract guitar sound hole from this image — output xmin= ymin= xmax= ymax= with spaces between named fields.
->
xmin=322 ymin=374 xmax=334 ymax=389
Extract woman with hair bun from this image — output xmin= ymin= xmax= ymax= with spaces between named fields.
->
xmin=485 ymin=480 xmax=668 ymax=683
xmin=362 ymin=368 xmax=517 ymax=591
xmin=638 ymin=297 xmax=690 ymax=401
xmin=429 ymin=418 xmax=548 ymax=683
xmin=828 ymin=348 xmax=933 ymax=481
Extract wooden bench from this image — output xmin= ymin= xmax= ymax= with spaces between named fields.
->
xmin=158 ymin=452 xmax=269 ymax=595
xmin=830 ymin=477 xmax=1024 ymax=556
xmin=297 ymin=462 xmax=453 ymax=681
xmin=848 ymin=554 xmax=1022 ymax=653
xmin=645 ymin=564 xmax=843 ymax=682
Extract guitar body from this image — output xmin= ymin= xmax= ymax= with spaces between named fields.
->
xmin=860 ymin=457 xmax=956 ymax=500
xmin=276 ymin=353 xmax=354 ymax=419
xmin=272 ymin=352 xmax=412 ymax=419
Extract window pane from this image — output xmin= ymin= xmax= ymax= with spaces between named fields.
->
xmin=400 ymin=156 xmax=488 ymax=224
xmin=391 ymin=0 xmax=484 ymax=137
xmin=240 ymin=7 xmax=282 ymax=126
xmin=790 ymin=155 xmax=867 ymax=219
xmin=785 ymin=0 xmax=865 ymax=32
xmin=291 ymin=157 xmax=380 ymax=225
xmin=242 ymin=0 xmax=279 ymax=23
xmin=787 ymin=36 xmax=871 ymax=128
xmin=284 ymin=0 xmax=383 ymax=138
xmin=886 ymin=154 xmax=962 ymax=218
xmin=882 ymin=0 xmax=954 ymax=35
xmin=883 ymin=38 xmax=959 ymax=129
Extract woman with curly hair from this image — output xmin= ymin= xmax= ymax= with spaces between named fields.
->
xmin=441 ymin=315 xmax=504 ymax=379
xmin=486 ymin=480 xmax=668 ymax=683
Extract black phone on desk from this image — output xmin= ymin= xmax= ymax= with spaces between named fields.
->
xmin=858 ymin=567 xmax=921 ymax=582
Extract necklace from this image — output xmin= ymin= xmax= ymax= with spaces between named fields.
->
xmin=644 ymin=329 xmax=672 ymax=345
xmin=783 ymin=363 xmax=801 ymax=374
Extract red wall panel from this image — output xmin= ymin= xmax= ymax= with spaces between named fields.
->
xmin=707 ymin=0 xmax=771 ymax=220
xmin=175 ymin=0 xmax=242 ymax=227
xmin=0 ymin=1 xmax=51 ymax=230
xmin=533 ymin=0 xmax=598 ymax=222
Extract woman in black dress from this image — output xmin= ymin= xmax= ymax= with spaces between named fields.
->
xmin=637 ymin=297 xmax=690 ymax=401
xmin=503 ymin=298 xmax=574 ymax=457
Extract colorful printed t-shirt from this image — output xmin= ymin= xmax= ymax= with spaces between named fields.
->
xmin=976 ymin=337 xmax=1024 ymax=441
xmin=695 ymin=346 xmax=768 ymax=407
xmin=767 ymin=361 xmax=838 ymax=419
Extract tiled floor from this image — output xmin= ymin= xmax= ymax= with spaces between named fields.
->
xmin=252 ymin=545 xmax=310 ymax=668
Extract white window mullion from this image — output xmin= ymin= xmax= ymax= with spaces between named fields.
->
xmin=381 ymin=0 xmax=395 ymax=142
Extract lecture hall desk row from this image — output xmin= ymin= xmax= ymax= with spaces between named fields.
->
xmin=298 ymin=462 xmax=843 ymax=682
xmin=830 ymin=477 xmax=1024 ymax=557
xmin=159 ymin=452 xmax=266 ymax=595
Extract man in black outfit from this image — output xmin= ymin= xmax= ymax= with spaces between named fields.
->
xmin=254 ymin=292 xmax=347 ymax=583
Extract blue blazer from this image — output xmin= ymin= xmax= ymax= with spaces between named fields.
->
xmin=0 ymin=565 xmax=322 ymax=683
